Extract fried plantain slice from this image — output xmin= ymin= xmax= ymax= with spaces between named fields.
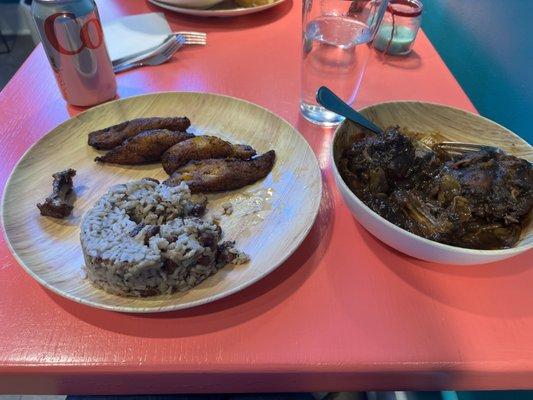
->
xmin=95 ymin=130 xmax=194 ymax=164
xmin=88 ymin=117 xmax=191 ymax=150
xmin=162 ymin=135 xmax=256 ymax=174
xmin=164 ymin=150 xmax=276 ymax=193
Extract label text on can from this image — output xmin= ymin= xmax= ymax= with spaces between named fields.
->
xmin=44 ymin=12 xmax=104 ymax=55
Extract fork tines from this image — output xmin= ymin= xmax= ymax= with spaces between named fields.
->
xmin=174 ymin=31 xmax=207 ymax=45
xmin=175 ymin=31 xmax=207 ymax=37
xmin=434 ymin=141 xmax=501 ymax=156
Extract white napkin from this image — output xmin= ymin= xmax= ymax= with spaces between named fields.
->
xmin=103 ymin=13 xmax=172 ymax=63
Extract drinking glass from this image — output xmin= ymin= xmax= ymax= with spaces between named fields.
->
xmin=301 ymin=0 xmax=389 ymax=125
xmin=373 ymin=0 xmax=423 ymax=56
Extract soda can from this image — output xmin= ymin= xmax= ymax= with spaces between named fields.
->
xmin=32 ymin=0 xmax=117 ymax=107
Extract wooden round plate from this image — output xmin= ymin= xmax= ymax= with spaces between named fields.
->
xmin=1 ymin=92 xmax=322 ymax=313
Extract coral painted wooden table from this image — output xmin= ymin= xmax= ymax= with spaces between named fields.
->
xmin=1 ymin=0 xmax=532 ymax=394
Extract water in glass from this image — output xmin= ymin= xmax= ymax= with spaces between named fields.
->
xmin=301 ymin=15 xmax=373 ymax=126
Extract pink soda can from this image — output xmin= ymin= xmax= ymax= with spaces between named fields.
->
xmin=31 ymin=0 xmax=117 ymax=107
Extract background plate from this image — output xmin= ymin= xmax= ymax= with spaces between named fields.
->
xmin=147 ymin=0 xmax=285 ymax=17
xmin=2 ymin=92 xmax=321 ymax=313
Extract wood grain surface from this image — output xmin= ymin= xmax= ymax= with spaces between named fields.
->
xmin=1 ymin=92 xmax=321 ymax=312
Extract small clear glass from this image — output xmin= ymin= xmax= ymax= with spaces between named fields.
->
xmin=373 ymin=0 xmax=423 ymax=56
xmin=301 ymin=0 xmax=389 ymax=126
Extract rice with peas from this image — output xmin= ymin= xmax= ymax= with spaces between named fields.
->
xmin=80 ymin=179 xmax=248 ymax=297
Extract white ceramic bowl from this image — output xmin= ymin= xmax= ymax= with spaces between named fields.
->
xmin=157 ymin=0 xmax=225 ymax=9
xmin=331 ymin=101 xmax=533 ymax=265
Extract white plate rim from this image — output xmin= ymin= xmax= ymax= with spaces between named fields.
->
xmin=331 ymin=100 xmax=533 ymax=258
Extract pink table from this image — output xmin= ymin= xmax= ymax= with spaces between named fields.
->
xmin=1 ymin=0 xmax=532 ymax=394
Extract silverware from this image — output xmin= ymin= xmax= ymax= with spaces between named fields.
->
xmin=111 ymin=34 xmax=177 ymax=67
xmin=174 ymin=31 xmax=207 ymax=45
xmin=433 ymin=142 xmax=503 ymax=156
xmin=317 ymin=86 xmax=506 ymax=156
xmin=111 ymin=32 xmax=206 ymax=70
xmin=113 ymin=36 xmax=184 ymax=73
xmin=315 ymin=86 xmax=383 ymax=134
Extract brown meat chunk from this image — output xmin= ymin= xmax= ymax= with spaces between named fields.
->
xmin=88 ymin=117 xmax=191 ymax=150
xmin=95 ymin=130 xmax=194 ymax=164
xmin=164 ymin=150 xmax=276 ymax=193
xmin=162 ymin=136 xmax=256 ymax=174
xmin=37 ymin=169 xmax=76 ymax=218
xmin=339 ymin=127 xmax=533 ymax=250
xmin=439 ymin=150 xmax=533 ymax=222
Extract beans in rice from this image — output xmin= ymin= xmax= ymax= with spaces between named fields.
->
xmin=80 ymin=179 xmax=248 ymax=297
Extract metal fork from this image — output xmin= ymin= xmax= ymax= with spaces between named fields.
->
xmin=111 ymin=32 xmax=203 ymax=68
xmin=111 ymin=34 xmax=177 ymax=67
xmin=315 ymin=87 xmax=509 ymax=157
xmin=113 ymin=36 xmax=184 ymax=73
xmin=174 ymin=31 xmax=207 ymax=45
xmin=433 ymin=142 xmax=503 ymax=156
